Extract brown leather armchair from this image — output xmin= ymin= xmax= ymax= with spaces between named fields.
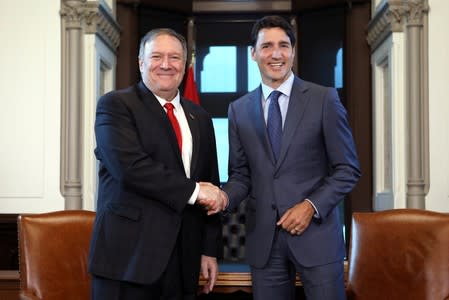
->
xmin=18 ymin=210 xmax=95 ymax=300
xmin=346 ymin=209 xmax=449 ymax=300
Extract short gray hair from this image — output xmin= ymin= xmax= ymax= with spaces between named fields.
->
xmin=138 ymin=28 xmax=187 ymax=61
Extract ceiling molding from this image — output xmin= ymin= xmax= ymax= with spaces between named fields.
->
xmin=193 ymin=1 xmax=291 ymax=12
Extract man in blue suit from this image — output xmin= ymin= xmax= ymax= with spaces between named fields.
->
xmin=220 ymin=16 xmax=361 ymax=300
xmin=89 ymin=28 xmax=224 ymax=300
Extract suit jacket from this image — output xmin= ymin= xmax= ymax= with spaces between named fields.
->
xmin=88 ymin=81 xmax=222 ymax=288
xmin=222 ymin=76 xmax=360 ymax=268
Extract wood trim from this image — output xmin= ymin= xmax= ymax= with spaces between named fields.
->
xmin=198 ymin=262 xmax=348 ymax=294
xmin=2 ymin=263 xmax=349 ymax=296
xmin=0 ymin=214 xmax=19 ymax=270
xmin=0 ymin=270 xmax=19 ymax=300
xmin=343 ymin=0 xmax=373 ymax=246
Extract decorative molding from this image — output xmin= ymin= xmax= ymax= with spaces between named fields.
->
xmin=60 ymin=0 xmax=87 ymax=28
xmin=193 ymin=1 xmax=291 ymax=12
xmin=367 ymin=0 xmax=406 ymax=51
xmin=404 ymin=0 xmax=429 ymax=27
xmin=367 ymin=5 xmax=392 ymax=52
xmin=61 ymin=0 xmax=121 ymax=51
xmin=60 ymin=0 xmax=119 ymax=209
xmin=387 ymin=1 xmax=407 ymax=31
xmin=369 ymin=0 xmax=429 ymax=209
xmin=372 ymin=37 xmax=397 ymax=210
xmin=367 ymin=0 xmax=428 ymax=51
xmin=85 ymin=4 xmax=121 ymax=51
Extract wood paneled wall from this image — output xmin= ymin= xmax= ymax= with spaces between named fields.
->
xmin=0 ymin=215 xmax=18 ymax=270
xmin=0 ymin=214 xmax=19 ymax=300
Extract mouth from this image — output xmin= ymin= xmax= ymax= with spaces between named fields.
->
xmin=157 ymin=71 xmax=174 ymax=75
xmin=269 ymin=62 xmax=284 ymax=68
xmin=157 ymin=73 xmax=175 ymax=78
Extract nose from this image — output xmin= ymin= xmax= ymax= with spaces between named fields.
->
xmin=272 ymin=47 xmax=282 ymax=59
xmin=160 ymin=56 xmax=169 ymax=68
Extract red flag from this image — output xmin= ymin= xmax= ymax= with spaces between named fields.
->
xmin=183 ymin=64 xmax=200 ymax=105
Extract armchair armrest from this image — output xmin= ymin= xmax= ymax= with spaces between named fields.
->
xmin=20 ymin=291 xmax=41 ymax=300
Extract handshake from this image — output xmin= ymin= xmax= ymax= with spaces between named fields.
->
xmin=197 ymin=182 xmax=228 ymax=215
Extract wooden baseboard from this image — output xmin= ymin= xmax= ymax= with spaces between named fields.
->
xmin=4 ymin=262 xmax=348 ymax=298
xmin=0 ymin=270 xmax=19 ymax=300
xmin=0 ymin=214 xmax=19 ymax=271
xmin=199 ymin=261 xmax=348 ymax=294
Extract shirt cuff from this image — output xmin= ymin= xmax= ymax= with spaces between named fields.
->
xmin=222 ymin=190 xmax=230 ymax=210
xmin=305 ymin=198 xmax=320 ymax=218
xmin=188 ymin=182 xmax=200 ymax=205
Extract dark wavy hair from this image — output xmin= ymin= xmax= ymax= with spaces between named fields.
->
xmin=250 ymin=15 xmax=296 ymax=48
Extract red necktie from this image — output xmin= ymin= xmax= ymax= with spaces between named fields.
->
xmin=164 ymin=103 xmax=182 ymax=152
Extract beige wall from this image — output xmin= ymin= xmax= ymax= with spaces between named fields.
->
xmin=427 ymin=0 xmax=449 ymax=211
xmin=1 ymin=0 xmax=449 ymax=213
xmin=0 ymin=1 xmax=63 ymax=213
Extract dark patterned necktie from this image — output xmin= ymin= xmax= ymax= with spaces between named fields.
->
xmin=267 ymin=90 xmax=282 ymax=161
xmin=164 ymin=103 xmax=182 ymax=152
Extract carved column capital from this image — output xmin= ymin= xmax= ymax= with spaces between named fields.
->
xmin=386 ymin=0 xmax=407 ymax=32
xmin=367 ymin=0 xmax=429 ymax=50
xmin=61 ymin=0 xmax=120 ymax=50
xmin=60 ymin=0 xmax=90 ymax=29
xmin=403 ymin=0 xmax=429 ymax=27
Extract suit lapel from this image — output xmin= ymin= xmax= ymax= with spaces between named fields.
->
xmin=276 ymin=77 xmax=310 ymax=168
xmin=250 ymin=87 xmax=276 ymax=163
xmin=135 ymin=82 xmax=184 ymax=166
xmin=182 ymin=99 xmax=200 ymax=176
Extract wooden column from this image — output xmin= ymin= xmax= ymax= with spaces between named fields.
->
xmin=60 ymin=0 xmax=86 ymax=210
xmin=404 ymin=0 xmax=429 ymax=209
xmin=344 ymin=0 xmax=373 ymax=219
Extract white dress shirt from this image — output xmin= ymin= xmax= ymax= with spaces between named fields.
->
xmin=154 ymin=91 xmax=199 ymax=204
xmin=260 ymin=73 xmax=319 ymax=217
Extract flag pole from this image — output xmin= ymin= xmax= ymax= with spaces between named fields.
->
xmin=184 ymin=17 xmax=200 ymax=104
xmin=187 ymin=17 xmax=195 ymax=68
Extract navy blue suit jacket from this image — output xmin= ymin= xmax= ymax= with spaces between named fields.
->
xmin=222 ymin=76 xmax=360 ymax=268
xmin=88 ymin=81 xmax=222 ymax=287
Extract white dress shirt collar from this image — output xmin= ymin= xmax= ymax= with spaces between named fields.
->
xmin=261 ymin=72 xmax=294 ymax=101
xmin=153 ymin=90 xmax=182 ymax=109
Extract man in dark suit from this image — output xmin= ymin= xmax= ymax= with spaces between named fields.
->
xmin=88 ymin=28 xmax=224 ymax=300
xmin=219 ymin=16 xmax=361 ymax=300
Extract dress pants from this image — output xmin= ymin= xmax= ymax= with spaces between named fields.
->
xmin=91 ymin=237 xmax=197 ymax=300
xmin=251 ymin=229 xmax=346 ymax=300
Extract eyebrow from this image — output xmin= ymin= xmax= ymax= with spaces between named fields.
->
xmin=259 ymin=40 xmax=291 ymax=47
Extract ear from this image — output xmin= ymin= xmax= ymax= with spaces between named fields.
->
xmin=250 ymin=47 xmax=256 ymax=61
xmin=138 ymin=58 xmax=144 ymax=72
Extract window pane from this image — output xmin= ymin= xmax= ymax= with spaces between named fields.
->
xmin=247 ymin=46 xmax=261 ymax=91
xmin=201 ymin=46 xmax=236 ymax=93
xmin=212 ymin=118 xmax=229 ymax=183
xmin=334 ymin=47 xmax=343 ymax=88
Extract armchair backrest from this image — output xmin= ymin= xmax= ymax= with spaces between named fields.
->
xmin=347 ymin=209 xmax=449 ymax=300
xmin=18 ymin=210 xmax=95 ymax=300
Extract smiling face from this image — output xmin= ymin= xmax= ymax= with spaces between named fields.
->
xmin=251 ymin=27 xmax=295 ymax=89
xmin=139 ymin=34 xmax=186 ymax=101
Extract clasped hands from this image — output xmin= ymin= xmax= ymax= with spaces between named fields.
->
xmin=197 ymin=182 xmax=228 ymax=215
